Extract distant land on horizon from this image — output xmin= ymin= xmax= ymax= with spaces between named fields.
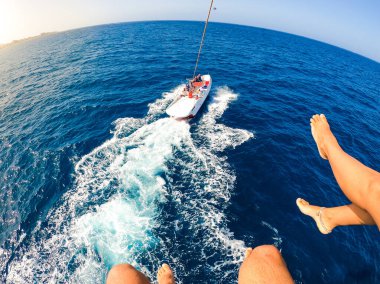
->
xmin=0 ymin=32 xmax=57 ymax=49
xmin=1 ymin=20 xmax=379 ymax=64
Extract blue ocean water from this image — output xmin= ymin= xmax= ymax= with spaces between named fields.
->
xmin=0 ymin=21 xmax=379 ymax=283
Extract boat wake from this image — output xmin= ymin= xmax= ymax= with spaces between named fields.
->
xmin=6 ymin=86 xmax=253 ymax=283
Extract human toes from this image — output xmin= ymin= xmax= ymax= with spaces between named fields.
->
xmin=296 ymin=198 xmax=309 ymax=207
xmin=245 ymin=248 xmax=253 ymax=259
xmin=157 ymin=264 xmax=174 ymax=284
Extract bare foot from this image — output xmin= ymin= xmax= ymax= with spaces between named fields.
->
xmin=245 ymin=248 xmax=253 ymax=259
xmin=157 ymin=264 xmax=175 ymax=284
xmin=296 ymin=198 xmax=333 ymax=234
xmin=310 ymin=114 xmax=336 ymax=160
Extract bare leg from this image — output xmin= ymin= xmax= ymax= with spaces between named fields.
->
xmin=297 ymin=198 xmax=376 ymax=234
xmin=106 ymin=264 xmax=150 ymax=284
xmin=238 ymin=245 xmax=293 ymax=284
xmin=310 ymin=114 xmax=380 ymax=227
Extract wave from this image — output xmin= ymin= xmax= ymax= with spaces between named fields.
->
xmin=6 ymin=86 xmax=253 ymax=283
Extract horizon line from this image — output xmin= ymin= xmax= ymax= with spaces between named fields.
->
xmin=1 ymin=19 xmax=379 ymax=64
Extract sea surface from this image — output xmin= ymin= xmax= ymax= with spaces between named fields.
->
xmin=0 ymin=21 xmax=379 ymax=283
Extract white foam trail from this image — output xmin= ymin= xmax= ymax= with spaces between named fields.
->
xmin=6 ymin=85 xmax=254 ymax=283
xmin=262 ymin=221 xmax=283 ymax=247
xmin=7 ymin=86 xmax=186 ymax=283
xmin=165 ymin=86 xmax=254 ymax=279
xmin=199 ymin=86 xmax=253 ymax=151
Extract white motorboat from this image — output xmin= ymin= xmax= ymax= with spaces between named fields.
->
xmin=166 ymin=74 xmax=212 ymax=119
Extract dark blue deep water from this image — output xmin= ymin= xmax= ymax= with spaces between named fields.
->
xmin=1 ymin=21 xmax=379 ymax=283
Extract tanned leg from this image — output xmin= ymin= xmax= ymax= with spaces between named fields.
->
xmin=309 ymin=114 xmax=380 ymax=228
xmin=297 ymin=198 xmax=376 ymax=234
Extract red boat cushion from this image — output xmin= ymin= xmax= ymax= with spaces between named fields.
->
xmin=193 ymin=81 xmax=203 ymax=87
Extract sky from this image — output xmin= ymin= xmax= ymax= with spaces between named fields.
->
xmin=1 ymin=0 xmax=379 ymax=62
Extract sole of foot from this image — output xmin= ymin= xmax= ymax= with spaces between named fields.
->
xmin=310 ymin=114 xmax=330 ymax=160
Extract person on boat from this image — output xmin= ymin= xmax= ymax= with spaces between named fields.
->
xmin=195 ymin=74 xmax=202 ymax=82
xmin=191 ymin=74 xmax=201 ymax=84
xmin=106 ymin=245 xmax=293 ymax=283
xmin=296 ymin=114 xmax=380 ymax=234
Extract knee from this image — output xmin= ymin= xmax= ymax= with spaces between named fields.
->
xmin=368 ymin=177 xmax=380 ymax=199
xmin=251 ymin=245 xmax=284 ymax=264
xmin=239 ymin=245 xmax=292 ymax=284
xmin=106 ymin=263 xmax=139 ymax=283
xmin=366 ymin=177 xmax=380 ymax=209
xmin=109 ymin=263 xmax=136 ymax=273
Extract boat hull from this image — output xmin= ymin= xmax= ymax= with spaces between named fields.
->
xmin=166 ymin=75 xmax=212 ymax=119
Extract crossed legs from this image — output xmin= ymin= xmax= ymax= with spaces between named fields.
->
xmin=297 ymin=114 xmax=380 ymax=233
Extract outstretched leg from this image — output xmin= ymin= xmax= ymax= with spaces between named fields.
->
xmin=238 ymin=245 xmax=293 ymax=284
xmin=296 ymin=198 xmax=376 ymax=234
xmin=106 ymin=264 xmax=150 ymax=284
xmin=310 ymin=114 xmax=380 ymax=228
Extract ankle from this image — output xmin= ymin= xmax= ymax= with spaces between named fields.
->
xmin=323 ymin=208 xmax=336 ymax=231
xmin=321 ymin=134 xmax=339 ymax=159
